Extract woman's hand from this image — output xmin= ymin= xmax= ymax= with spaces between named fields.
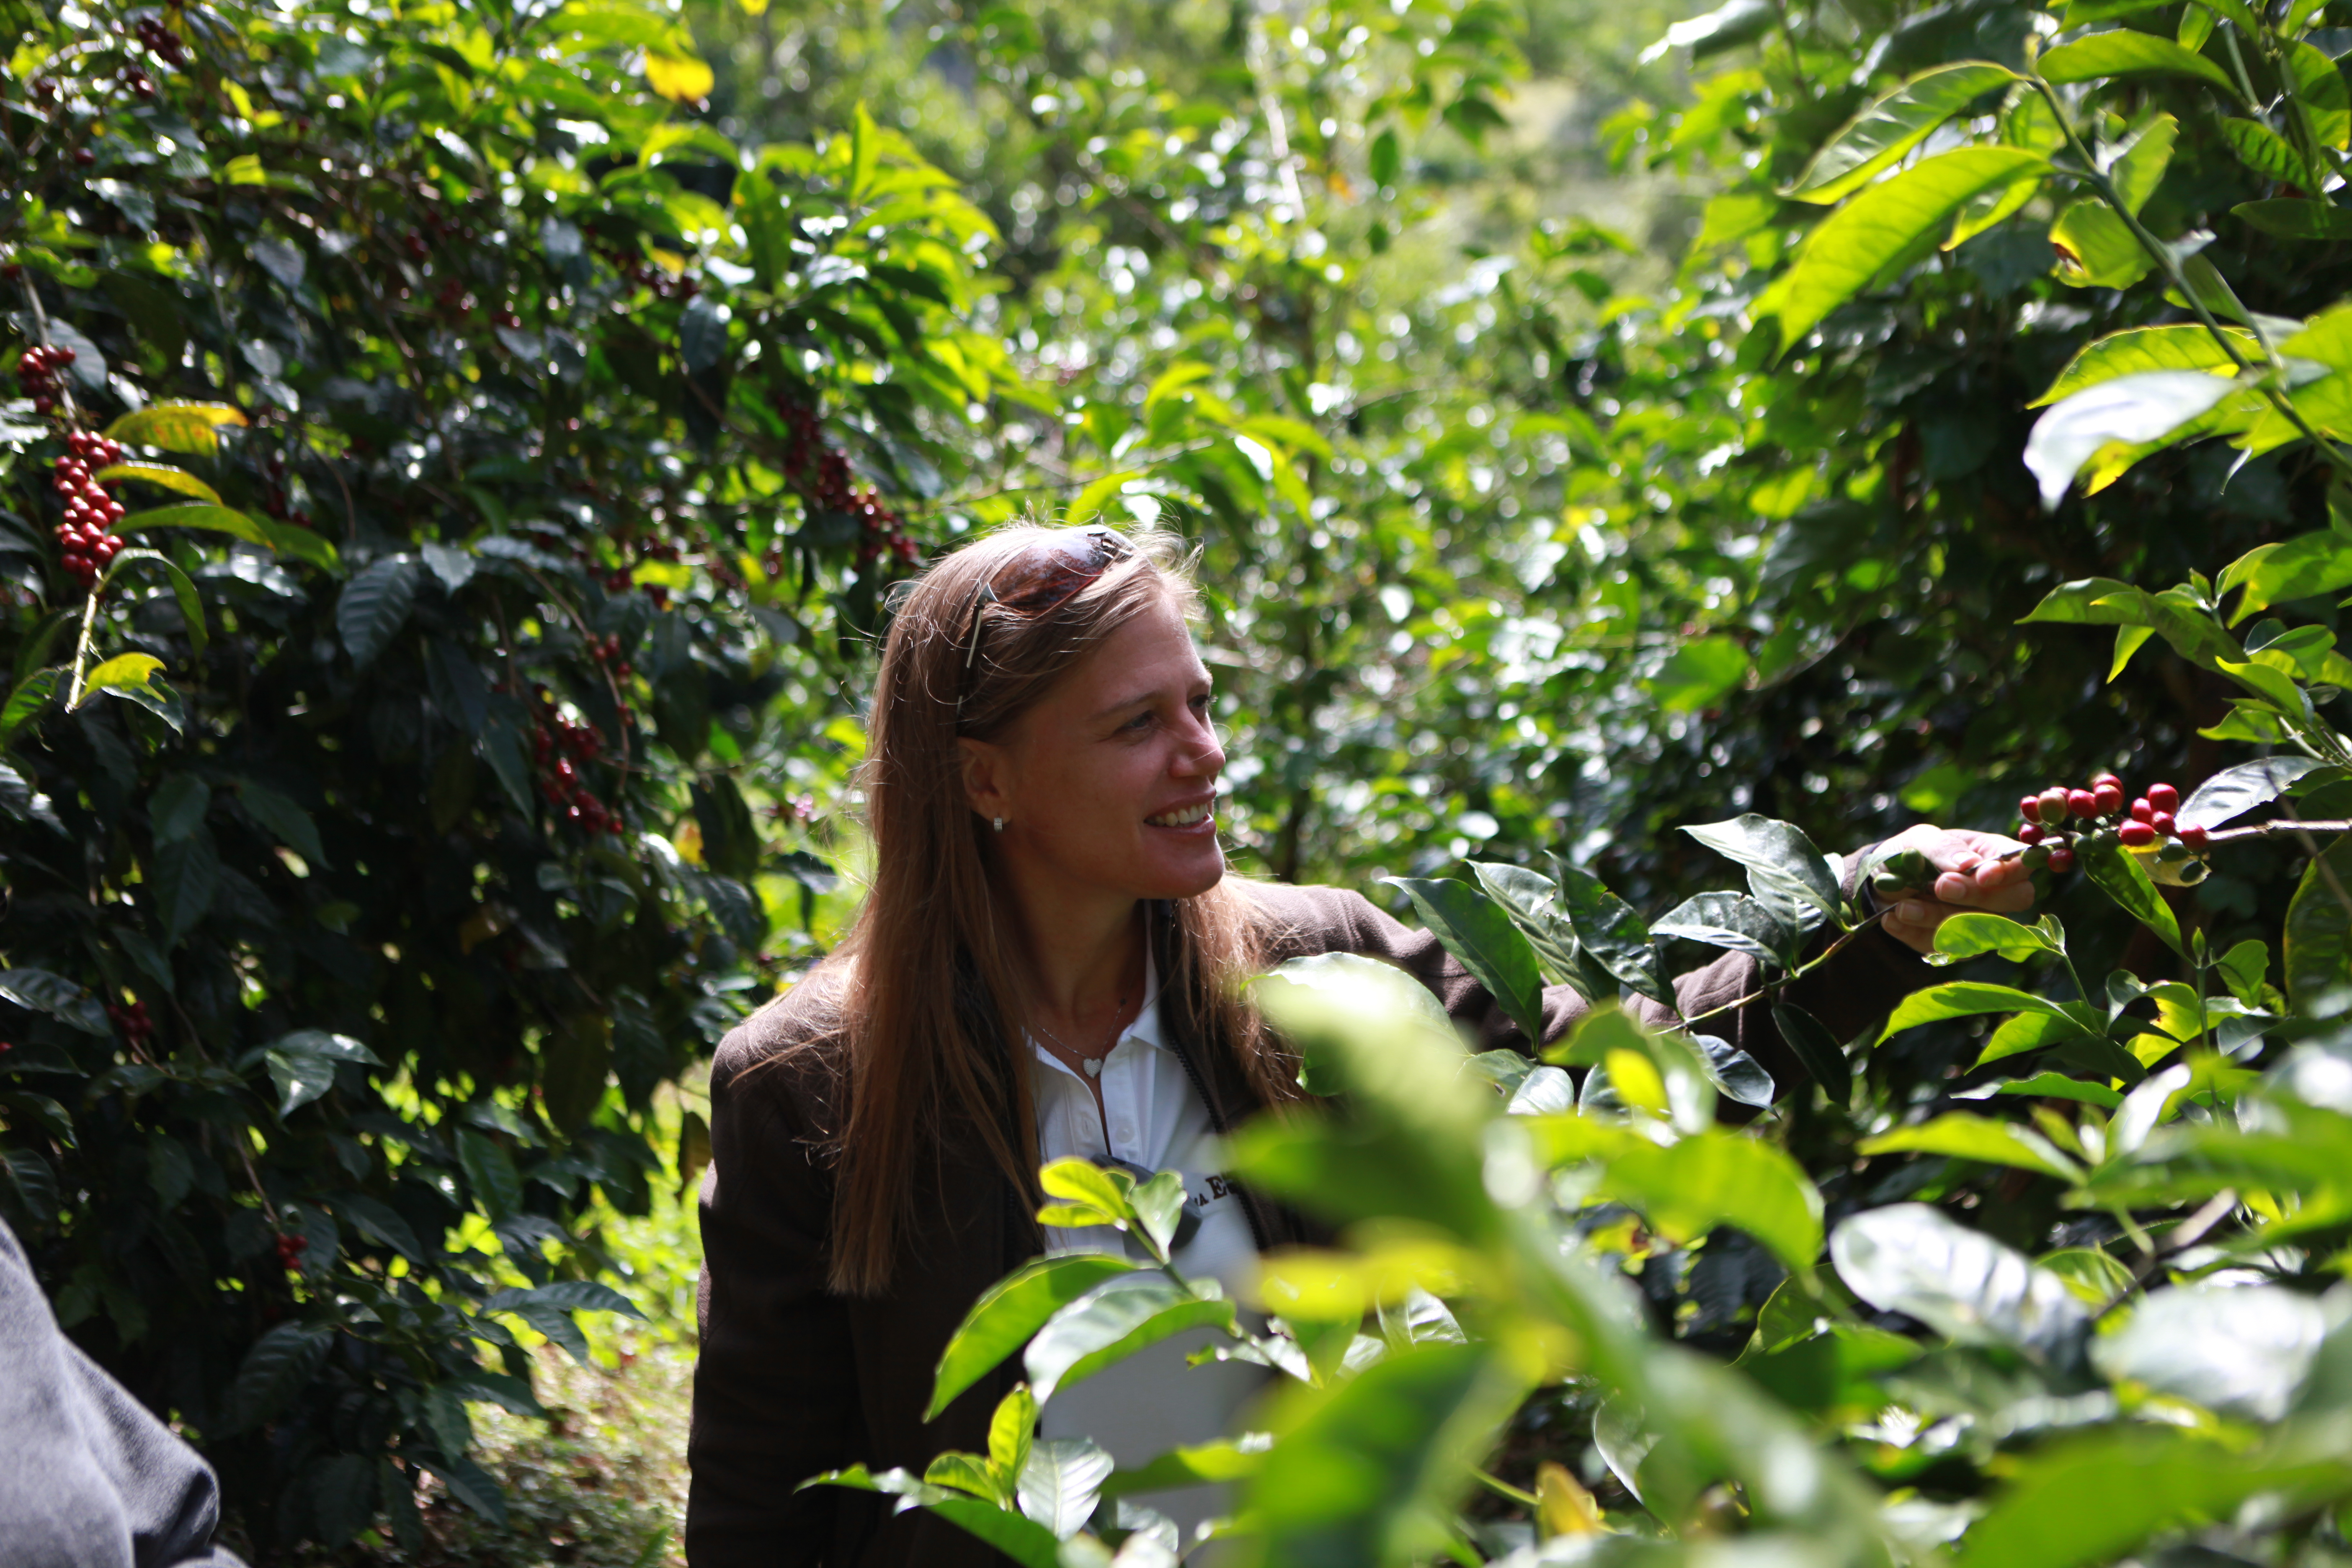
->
xmin=1870 ymin=823 xmax=2036 ymax=954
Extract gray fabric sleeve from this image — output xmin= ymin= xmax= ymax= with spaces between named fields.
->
xmin=0 ymin=1217 xmax=245 ymax=1568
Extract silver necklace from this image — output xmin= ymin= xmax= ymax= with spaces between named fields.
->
xmin=1032 ymin=1005 xmax=1126 ymax=1078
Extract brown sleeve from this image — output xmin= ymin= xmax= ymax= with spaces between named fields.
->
xmin=685 ymin=1028 xmax=876 ymax=1568
xmin=1246 ymin=854 xmax=1930 ymax=1097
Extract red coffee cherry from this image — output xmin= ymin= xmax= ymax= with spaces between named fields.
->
xmin=2019 ymin=794 xmax=2043 ymax=823
xmin=2018 ymin=822 xmax=2044 ymax=845
xmin=2047 ymin=845 xmax=2076 ymax=873
xmin=2092 ymin=782 xmax=2125 ymax=815
xmin=2067 ymin=789 xmax=2098 ymax=819
xmin=2180 ymin=825 xmax=2211 ymax=851
xmin=2147 ymin=781 xmax=2179 ymax=814
xmin=2151 ymin=811 xmax=2177 ymax=837
xmin=2118 ymin=820 xmax=2157 ymax=847
xmin=2091 ymin=771 xmax=2123 ymax=790
xmin=2039 ymin=787 xmax=2072 ymax=824
xmin=2129 ymin=799 xmax=2153 ymax=823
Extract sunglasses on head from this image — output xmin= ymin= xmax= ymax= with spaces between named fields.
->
xmin=962 ymin=525 xmax=1133 ymax=670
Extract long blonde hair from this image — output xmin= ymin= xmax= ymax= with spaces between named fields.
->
xmin=799 ymin=524 xmax=1297 ymax=1295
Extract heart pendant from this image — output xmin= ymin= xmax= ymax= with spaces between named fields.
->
xmin=1083 ymin=1057 xmax=1103 ymax=1078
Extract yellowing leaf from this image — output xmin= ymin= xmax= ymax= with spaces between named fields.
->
xmin=94 ymin=462 xmax=222 ymax=505
xmin=75 ymin=653 xmax=166 ymax=709
xmin=105 ymin=401 xmax=249 ymax=455
xmin=645 ymin=51 xmax=714 ymax=103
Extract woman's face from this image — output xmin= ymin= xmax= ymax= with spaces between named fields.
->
xmin=961 ymin=589 xmax=1228 ymax=903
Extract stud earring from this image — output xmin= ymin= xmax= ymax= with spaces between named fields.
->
xmin=992 ymin=816 xmax=1006 ymax=833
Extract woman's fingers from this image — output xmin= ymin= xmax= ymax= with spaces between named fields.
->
xmin=1873 ymin=825 xmax=2040 ymax=951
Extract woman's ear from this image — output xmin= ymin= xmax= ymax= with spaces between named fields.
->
xmin=957 ymin=736 xmax=1013 ymax=828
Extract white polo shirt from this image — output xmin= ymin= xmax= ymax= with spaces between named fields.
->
xmin=1029 ymin=951 xmax=1268 ymax=1540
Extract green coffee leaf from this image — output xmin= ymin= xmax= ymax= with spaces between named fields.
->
xmin=1929 ymin=912 xmax=2063 ymax=963
xmin=104 ymin=400 xmax=249 ymax=454
xmin=923 ymin=1498 xmax=1064 ymax=1568
xmin=1755 ymin=148 xmax=2049 ymax=348
xmin=2031 ymin=324 xmax=2255 ymax=408
xmin=1955 ymin=1072 xmax=2123 ymax=1109
xmin=2179 ymin=756 xmax=2327 ymax=830
xmin=1386 ymin=876 xmax=1547 ymax=1044
xmin=1023 ymin=1274 xmax=1235 ymax=1403
xmin=1681 ymin=813 xmax=1847 ymax=928
xmin=2228 ymin=528 xmax=2352 ymax=620
xmin=2037 ymin=31 xmax=2238 ymax=92
xmin=2022 ymin=372 xmax=2239 ymax=511
xmin=1548 ymin=856 xmax=1671 ymax=1004
xmin=1783 ymin=63 xmax=2020 ymax=204
xmin=2093 ymin=1282 xmax=2329 ymax=1420
xmin=115 ymin=503 xmax=274 ymax=547
xmin=75 ymin=652 xmax=168 ymax=709
xmin=1656 ymin=890 xmax=1798 ymax=966
xmin=2079 ymin=837 xmax=2185 ymax=955
xmin=1599 ymin=1129 xmax=1825 ymax=1269
xmin=93 ymin=462 xmax=223 ymax=505
xmin=219 ymin=1322 xmax=334 ymax=1434
xmin=2232 ymin=197 xmax=2352 ymax=239
xmin=337 ymin=554 xmax=421 ymax=667
xmin=2284 ymin=835 xmax=2352 ymax=1008
xmin=456 ymin=1126 xmax=522 ymax=1222
xmin=2221 ymin=118 xmax=2308 ymax=186
xmin=1952 ymin=1428 xmax=2338 ymax=1568
xmin=1772 ymin=1002 xmax=1853 ymax=1105
xmin=1016 ymin=1436 xmax=1113 ymax=1538
xmin=1858 ymin=1112 xmax=2083 ymax=1182
xmin=926 ymin=1254 xmax=1138 ymax=1420
xmin=1243 ymin=1342 xmax=1505 ymax=1568
xmin=2037 ymin=1246 xmax=2135 ymax=1307
xmin=0 ymin=668 xmax=57 ymax=749
xmin=1099 ymin=1436 xmax=1271 ymax=1499
xmin=1830 ymin=1202 xmax=2087 ymax=1357
xmin=1879 ymin=981 xmax=2081 ymax=1044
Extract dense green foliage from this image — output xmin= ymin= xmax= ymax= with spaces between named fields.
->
xmin=0 ymin=0 xmax=999 ymax=1549
xmin=14 ymin=0 xmax=2352 ymax=1559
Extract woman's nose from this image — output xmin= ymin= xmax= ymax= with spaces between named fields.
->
xmin=1174 ymin=713 xmax=1224 ymax=778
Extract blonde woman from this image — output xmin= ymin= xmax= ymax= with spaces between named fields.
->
xmin=685 ymin=524 xmax=2030 ymax=1566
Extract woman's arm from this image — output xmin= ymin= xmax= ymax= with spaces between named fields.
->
xmin=1250 ymin=821 xmax=2030 ymax=1091
xmin=686 ymin=1039 xmax=876 ymax=1568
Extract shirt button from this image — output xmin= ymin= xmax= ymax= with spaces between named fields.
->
xmin=1114 ymin=1124 xmax=1134 ymax=1145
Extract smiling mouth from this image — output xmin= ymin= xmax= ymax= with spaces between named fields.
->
xmin=1146 ymin=800 xmax=1215 ymax=828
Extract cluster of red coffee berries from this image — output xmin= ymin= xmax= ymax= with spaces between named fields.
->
xmin=273 ymin=1231 xmax=309 ymax=1272
xmin=255 ymin=451 xmax=314 ymax=531
xmin=107 ymin=999 xmax=153 ymax=1048
xmin=775 ymin=397 xmax=917 ymax=568
xmin=2016 ymin=774 xmax=2207 ymax=868
xmin=532 ymin=695 xmax=621 ymax=835
xmin=52 ymin=433 xmax=128 ymax=586
xmin=16 ymin=343 xmax=74 ymax=415
xmin=133 ymin=14 xmax=188 ymax=67
xmin=588 ymin=631 xmax=635 ymax=684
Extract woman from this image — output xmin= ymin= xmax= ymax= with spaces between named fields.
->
xmin=685 ymin=524 xmax=2030 ymax=1566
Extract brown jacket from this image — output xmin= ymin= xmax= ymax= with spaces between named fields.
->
xmin=685 ymin=879 xmax=1926 ymax=1567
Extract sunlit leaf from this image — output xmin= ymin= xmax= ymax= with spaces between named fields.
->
xmin=2037 ymin=31 xmax=2237 ymax=92
xmin=1858 ymin=1112 xmax=2082 ymax=1182
xmin=103 ymin=400 xmax=248 ymax=454
xmin=1783 ymin=64 xmax=2020 ymax=204
xmin=927 ymin=1254 xmax=1139 ymax=1421
xmin=2023 ymin=371 xmax=2239 ymax=509
xmin=1755 ymin=148 xmax=2050 ymax=348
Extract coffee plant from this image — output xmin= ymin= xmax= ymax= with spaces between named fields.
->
xmin=0 ymin=0 xmax=1014 ymax=1550
xmin=816 ymin=557 xmax=2352 ymax=1565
